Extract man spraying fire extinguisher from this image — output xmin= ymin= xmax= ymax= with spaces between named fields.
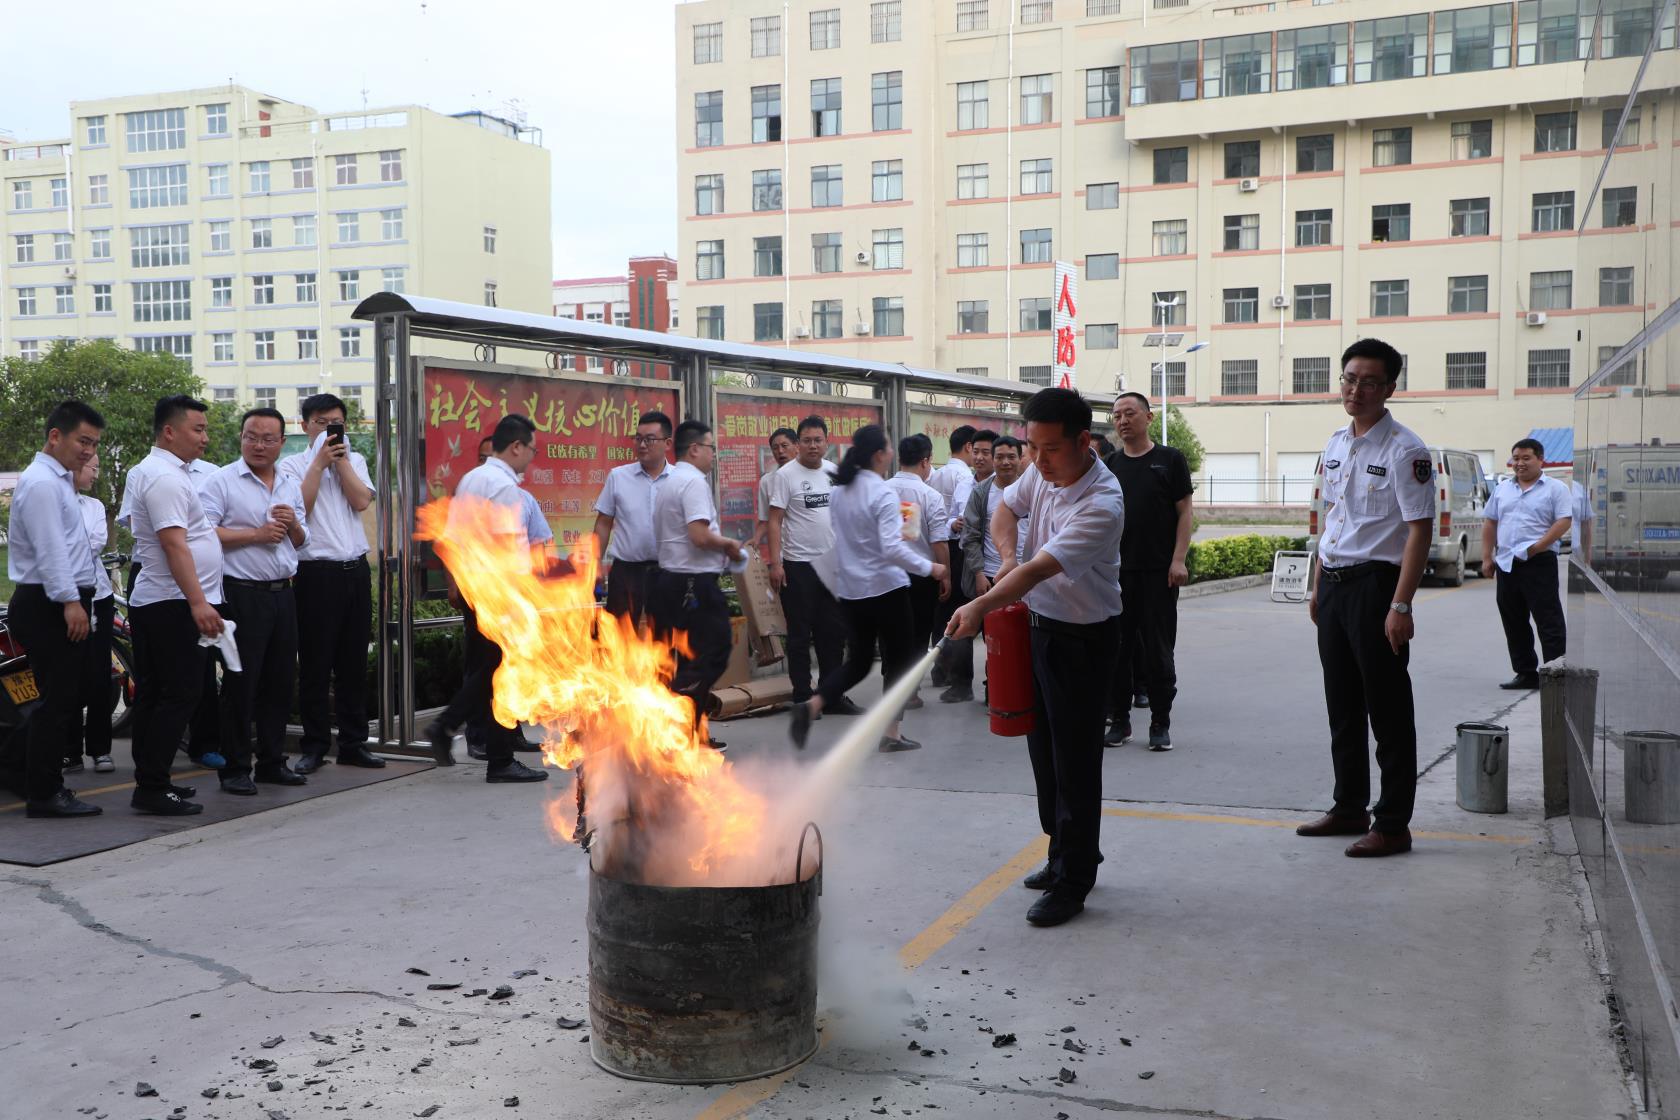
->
xmin=946 ymin=388 xmax=1124 ymax=929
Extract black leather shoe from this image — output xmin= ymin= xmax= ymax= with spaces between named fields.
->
xmin=132 ymin=789 xmax=203 ymax=816
xmin=26 ymin=789 xmax=103 ymax=818
xmin=253 ymin=762 xmax=306 ymax=786
xmin=467 ymin=742 xmax=489 ymax=761
xmin=219 ymin=775 xmax=258 ymax=796
xmin=878 ymin=735 xmax=922 ymax=753
xmin=939 ymin=685 xmax=974 ymax=703
xmin=485 ymin=758 xmax=549 ymax=783
xmin=426 ymin=720 xmax=456 ymax=767
xmin=1296 ymin=812 xmax=1371 ymax=837
xmin=1499 ymin=673 xmax=1540 ymax=690
xmin=1027 ymin=891 xmax=1085 ymax=927
xmin=1022 ymin=863 xmax=1057 ymax=891
xmin=62 ymin=759 xmax=85 ymax=774
xmin=827 ymin=697 xmax=865 ymax=716
xmin=293 ymin=753 xmax=326 ymax=776
xmin=707 ymin=738 xmax=728 ymax=753
xmin=337 ymin=745 xmax=387 ymax=768
xmin=1104 ymin=720 xmax=1131 ymax=747
xmin=1132 ymin=691 xmax=1150 ymax=709
xmin=789 ymin=702 xmax=813 ymax=750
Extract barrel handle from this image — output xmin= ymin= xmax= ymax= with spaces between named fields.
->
xmin=794 ymin=821 xmax=823 ymax=892
xmin=1483 ymin=738 xmax=1504 ymax=777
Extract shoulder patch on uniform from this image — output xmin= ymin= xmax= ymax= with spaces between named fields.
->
xmin=1412 ymin=458 xmax=1432 ymax=483
xmin=1365 ymin=464 xmax=1387 ymax=476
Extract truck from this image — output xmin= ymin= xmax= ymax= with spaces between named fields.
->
xmin=1576 ymin=442 xmax=1680 ymax=583
xmin=1306 ymin=446 xmax=1490 ymax=586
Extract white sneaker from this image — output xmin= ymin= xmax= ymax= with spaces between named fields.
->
xmin=93 ymin=756 xmax=116 ymax=773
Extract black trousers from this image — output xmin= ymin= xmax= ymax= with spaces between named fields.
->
xmin=1496 ymin=551 xmax=1566 ymax=674
xmin=440 ymin=607 xmax=522 ymax=763
xmin=907 ymin=574 xmax=941 ymax=653
xmin=131 ymin=562 xmax=219 ymax=759
xmin=649 ymin=571 xmax=733 ymax=730
xmin=295 ymin=558 xmax=371 ymax=755
xmin=934 ymin=544 xmax=970 ymax=683
xmin=219 ymin=581 xmax=299 ymax=774
xmin=818 ymin=587 xmax=917 ymax=710
xmin=605 ymin=559 xmax=658 ymax=631
xmin=1315 ymin=564 xmax=1416 ymax=833
xmin=129 ymin=598 xmax=210 ymax=792
xmin=781 ymin=560 xmax=846 ymax=702
xmin=65 ymin=595 xmax=115 ymax=763
xmin=1109 ymin=571 xmax=1179 ymax=728
xmin=5 ymin=585 xmax=93 ymax=801
xmin=1027 ymin=615 xmax=1120 ymax=898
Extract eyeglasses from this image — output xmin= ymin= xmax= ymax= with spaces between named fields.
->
xmin=696 ymin=441 xmax=716 ymax=450
xmin=632 ymin=434 xmax=668 ymax=445
xmin=1340 ymin=374 xmax=1388 ymax=393
xmin=240 ymin=434 xmax=283 ymax=446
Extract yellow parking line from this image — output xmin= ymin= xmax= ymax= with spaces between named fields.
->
xmin=0 ymin=768 xmax=213 ymax=813
xmin=1101 ymin=805 xmax=1534 ymax=845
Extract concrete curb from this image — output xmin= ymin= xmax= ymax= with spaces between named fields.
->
xmin=1182 ymin=572 xmax=1273 ymax=599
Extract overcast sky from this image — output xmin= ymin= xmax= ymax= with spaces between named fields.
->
xmin=1 ymin=0 xmax=680 ymax=280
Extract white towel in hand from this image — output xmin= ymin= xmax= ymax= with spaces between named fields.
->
xmin=198 ymin=617 xmax=241 ymax=672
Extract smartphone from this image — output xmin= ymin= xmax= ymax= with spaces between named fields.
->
xmin=327 ymin=421 xmax=346 ymax=445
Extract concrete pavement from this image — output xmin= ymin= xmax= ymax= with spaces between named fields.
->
xmin=0 ymin=575 xmax=1635 ymax=1120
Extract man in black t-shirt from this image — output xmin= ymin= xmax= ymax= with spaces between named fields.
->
xmin=1101 ymin=393 xmax=1194 ymax=750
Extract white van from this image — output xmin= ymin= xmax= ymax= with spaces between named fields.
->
xmin=1306 ymin=446 xmax=1490 ymax=585
xmin=1578 ymin=443 xmax=1680 ymax=581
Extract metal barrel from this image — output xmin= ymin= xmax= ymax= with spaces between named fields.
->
xmin=586 ymin=863 xmax=820 ymax=1084
xmin=1456 ymin=721 xmax=1509 ymax=814
xmin=1623 ymin=730 xmax=1680 ymax=825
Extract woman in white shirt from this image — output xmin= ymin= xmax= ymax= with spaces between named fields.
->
xmin=64 ymin=455 xmax=117 ymax=774
xmin=789 ymin=426 xmax=947 ymax=753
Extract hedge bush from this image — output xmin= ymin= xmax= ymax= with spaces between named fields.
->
xmin=1185 ymin=534 xmax=1307 ymax=584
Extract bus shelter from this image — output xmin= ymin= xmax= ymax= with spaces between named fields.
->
xmin=352 ymin=293 xmax=1112 ymax=753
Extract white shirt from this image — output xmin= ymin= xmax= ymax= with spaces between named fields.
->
xmin=520 ymin=488 xmax=555 ymax=547
xmin=451 ymin=456 xmax=531 ymax=543
xmin=78 ymin=494 xmax=113 ymax=600
xmin=7 ymin=453 xmax=99 ymax=602
xmin=593 ymin=460 xmax=669 ymax=562
xmin=756 ymin=471 xmax=777 ymax=523
xmin=770 ymin=459 xmax=838 ymax=562
xmin=1485 ymin=474 xmax=1572 ymax=573
xmin=1316 ymin=411 xmax=1434 ymax=568
xmin=654 ymin=460 xmax=727 ymax=574
xmin=128 ymin=447 xmax=224 ymax=607
xmin=278 ymin=433 xmax=373 ymax=561
xmin=1003 ymin=453 xmax=1125 ymax=624
xmin=829 ymin=470 xmax=933 ymax=601
xmin=117 ymin=455 xmax=217 ymax=529
xmin=928 ymin=458 xmax=975 ymax=540
xmin=980 ymin=483 xmax=1029 ymax=578
xmin=886 ymin=471 xmax=948 ymax=566
xmin=200 ymin=459 xmax=312 ymax=581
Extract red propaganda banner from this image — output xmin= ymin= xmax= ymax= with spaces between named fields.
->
xmin=423 ymin=365 xmax=679 ymax=552
xmin=713 ymin=391 xmax=882 ymax=542
xmin=910 ymin=406 xmax=1025 ymax=466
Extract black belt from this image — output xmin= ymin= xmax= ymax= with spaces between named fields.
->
xmin=1029 ymin=610 xmax=1117 ymax=636
xmin=661 ymin=570 xmax=719 ymax=583
xmin=611 ymin=559 xmax=658 ymax=568
xmin=15 ymin=583 xmax=95 ymax=599
xmin=1318 ymin=560 xmax=1398 ymax=583
xmin=225 ymin=576 xmax=293 ymax=592
xmin=299 ymin=558 xmax=366 ymax=571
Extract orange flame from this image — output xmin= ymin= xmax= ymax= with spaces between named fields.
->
xmin=415 ymin=496 xmax=767 ymax=885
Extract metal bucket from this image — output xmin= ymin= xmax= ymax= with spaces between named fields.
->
xmin=1624 ymin=731 xmax=1680 ymax=825
xmin=586 ymin=825 xmax=821 ymax=1084
xmin=1456 ymin=721 xmax=1509 ymax=814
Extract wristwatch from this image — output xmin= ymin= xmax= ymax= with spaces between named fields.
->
xmin=1390 ymin=601 xmax=1411 ymax=615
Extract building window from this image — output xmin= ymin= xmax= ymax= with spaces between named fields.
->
xmin=1434 ymin=4 xmax=1511 ymax=73
xmin=10 ymin=181 xmax=31 ymax=210
xmin=127 ymin=164 xmax=189 ymax=208
xmin=125 ymin=108 xmax=186 ymax=152
xmin=1452 ymin=118 xmax=1493 ymax=159
xmin=131 ymin=279 xmax=192 ymax=322
xmin=336 ymin=212 xmax=360 ymax=243
xmin=872 ymin=71 xmax=903 ymax=131
xmin=811 ymin=8 xmax=841 ymax=49
xmin=212 ymin=333 xmax=234 ymax=362
xmin=202 ymin=102 xmax=229 ymax=136
xmin=206 ymin=163 xmax=229 ymax=196
xmin=1020 ymin=365 xmax=1052 ymax=386
xmin=691 ymin=176 xmax=724 ymax=218
xmin=1130 ymin=41 xmax=1198 ymax=105
xmin=1153 ymin=218 xmax=1187 ymax=255
xmin=957 ymin=162 xmax=989 ymax=199
xmin=1221 ymin=359 xmax=1259 ymax=395
xmin=754 ymin=302 xmax=784 ymax=342
xmin=1223 ymin=140 xmax=1260 ymax=179
xmin=753 ymin=235 xmax=784 ymax=277
xmin=696 ymin=239 xmax=725 ymax=280
xmin=1088 ymin=323 xmax=1119 ymax=349
xmin=1534 ymin=111 xmax=1577 ymax=152
xmin=252 ymin=275 xmax=275 ymax=305
xmin=812 ymin=299 xmax=843 ymax=338
xmin=339 ymin=328 xmax=362 ymax=358
xmin=872 ymin=1 xmax=902 ymax=42
xmin=694 ymin=21 xmax=722 ymax=63
xmin=84 ymin=115 xmax=106 ymax=145
xmin=211 ymin=276 xmax=233 ymax=308
xmin=130 ymin=223 xmax=191 ymax=267
xmin=1020 ymin=74 xmax=1053 ymax=125
xmin=1022 ymin=0 xmax=1053 ymax=21
xmin=1020 ymin=158 xmax=1053 ymax=195
xmin=338 ymin=270 xmax=360 ymax=301
xmin=1278 ymin=24 xmax=1350 ymax=90
xmin=1152 ymin=291 xmax=1187 ymax=326
xmin=957 ymin=232 xmax=989 ymax=268
xmin=1602 ymin=105 xmax=1640 ymax=148
xmin=873 ymin=296 xmax=904 ymax=336
xmin=872 ymin=159 xmax=904 ymax=202
xmin=1527 ymin=348 xmax=1571 ymax=388
xmin=89 ymin=228 xmax=111 ymax=259
xmin=1450 ymin=197 xmax=1490 ymax=237
xmin=50 ymin=177 xmax=68 ymax=208
xmin=1599 ymin=266 xmax=1634 ymax=306
xmin=1087 ymin=182 xmax=1119 ymax=210
xmin=1294 ymin=284 xmax=1332 ymax=321
xmin=380 ymin=208 xmax=403 ymax=240
xmin=381 ymin=268 xmax=405 ymax=294
xmin=1532 ymin=190 xmax=1574 ymax=232
xmin=250 ymin=218 xmax=273 ymax=250
xmin=92 ymin=283 xmax=112 ymax=313
xmin=247 ymin=161 xmax=271 ymax=193
xmin=1372 ymin=127 xmax=1412 ymax=167
xmin=958 ymin=300 xmax=990 ymax=333
xmin=332 ymin=153 xmax=357 ymax=185
xmin=751 ymin=84 xmax=782 ymax=143
xmin=1153 ymin=146 xmax=1189 ymax=184
xmin=1088 ymin=0 xmax=1122 ymax=12
xmin=872 ymin=227 xmax=904 ymax=269
xmin=296 ymin=272 xmax=318 ymax=303
xmin=252 ymin=332 xmax=276 ymax=363
xmin=52 ymin=233 xmax=72 ymax=261
xmin=1087 ymin=253 xmax=1119 ymax=280
xmin=751 ymin=14 xmax=781 ymax=57
xmin=1448 ymin=274 xmax=1489 ymax=313
xmin=956 ymin=0 xmax=989 ymax=32
xmin=1223 ymin=287 xmax=1259 ymax=323
xmin=1598 ymin=2 xmax=1664 ymax=58
xmin=1354 ymin=14 xmax=1429 ymax=82
xmin=1020 ymin=296 xmax=1052 ymax=331
xmin=88 ymin=173 xmax=109 ymax=205
xmin=811 ymin=78 xmax=843 ymax=137
xmin=1447 ymin=352 xmax=1487 ymax=389
xmin=1223 ymin=213 xmax=1260 ymax=252
xmin=753 ymin=168 xmax=783 ymax=211
xmin=1086 ymin=66 xmax=1122 ymax=118
xmin=1372 ymin=203 xmax=1410 ymax=242
xmin=1293 ymin=356 xmax=1332 ymax=393
xmin=697 ymin=305 xmax=725 ymax=339
xmin=695 ymin=91 xmax=723 ymax=147
xmin=13 ymin=234 xmax=33 ymax=263
xmin=54 ymin=285 xmax=74 ymax=314
xmin=813 ymin=232 xmax=842 ymax=273
xmin=1204 ymin=32 xmax=1273 ymax=98
xmin=289 ymin=157 xmax=314 ymax=190
xmin=16 ymin=288 xmax=37 ymax=316
xmin=1597 ymin=344 xmax=1640 ymax=386
xmin=956 ymin=366 xmax=989 ymax=378
xmin=292 ymin=214 xmax=317 ymax=247
xmin=811 ymin=164 xmax=843 ymax=207
xmin=1295 ymin=209 xmax=1332 ymax=247
xmin=1370 ymin=279 xmax=1409 ymax=316
xmin=208 ymin=220 xmax=230 ymax=253
xmin=1296 ymin=133 xmax=1334 ymax=172
xmin=133 ymin=335 xmax=193 ymax=363
xmin=1151 ymin=361 xmax=1187 ymax=397
xmin=1020 ymin=227 xmax=1052 ymax=264
xmin=1518 ymin=1 xmax=1590 ymax=64
xmin=957 ymin=81 xmax=989 ymax=130
xmin=1602 ymin=186 xmax=1638 ymax=228
xmin=297 ymin=329 xmax=319 ymax=360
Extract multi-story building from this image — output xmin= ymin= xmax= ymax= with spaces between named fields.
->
xmin=553 ymin=255 xmax=680 ymax=375
xmin=674 ymin=0 xmax=1676 ymax=495
xmin=0 ymin=86 xmax=551 ymax=415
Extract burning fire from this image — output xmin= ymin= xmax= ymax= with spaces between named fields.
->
xmin=415 ymin=496 xmax=770 ymax=886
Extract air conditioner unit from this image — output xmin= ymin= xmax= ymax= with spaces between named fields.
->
xmin=1270 ymin=295 xmax=1290 ymax=309
xmin=794 ymin=325 xmax=810 ymax=338
xmin=1238 ymin=177 xmax=1261 ymax=192
xmin=852 ymin=322 xmax=871 ymax=335
xmin=62 ymin=265 xmax=76 ymax=279
xmin=1525 ymin=311 xmax=1548 ymax=326
xmin=854 ymin=250 xmax=870 ymax=264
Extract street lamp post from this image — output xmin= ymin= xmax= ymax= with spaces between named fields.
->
xmin=1143 ymin=295 xmax=1209 ymax=449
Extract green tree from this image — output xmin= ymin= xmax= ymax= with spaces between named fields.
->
xmin=1150 ymin=404 xmax=1204 ymax=476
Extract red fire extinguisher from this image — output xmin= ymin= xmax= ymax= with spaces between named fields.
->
xmin=983 ymin=602 xmax=1035 ymax=737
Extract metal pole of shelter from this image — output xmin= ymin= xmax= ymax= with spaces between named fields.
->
xmin=395 ymin=313 xmax=417 ymax=751
xmin=373 ymin=313 xmax=395 ymax=752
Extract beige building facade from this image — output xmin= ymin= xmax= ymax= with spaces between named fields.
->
xmin=0 ymin=86 xmax=551 ymax=414
xmin=674 ymin=0 xmax=1677 ymax=497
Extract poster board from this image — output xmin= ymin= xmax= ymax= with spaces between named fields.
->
xmin=1271 ymin=550 xmax=1313 ymax=603
xmin=909 ymin=405 xmax=1025 ymax=466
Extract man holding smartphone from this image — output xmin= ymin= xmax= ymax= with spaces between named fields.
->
xmin=279 ymin=393 xmax=382 ymax=774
